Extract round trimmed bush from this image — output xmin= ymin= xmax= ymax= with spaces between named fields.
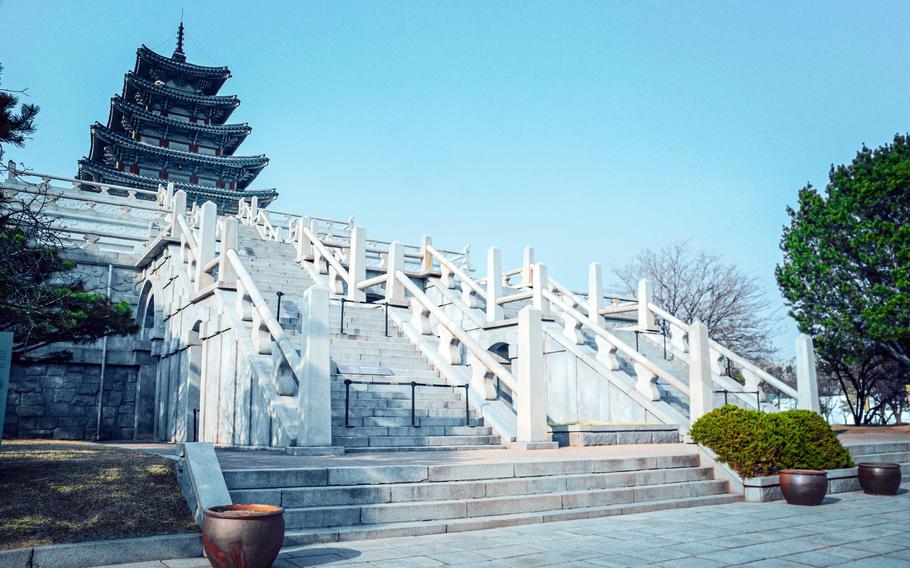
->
xmin=690 ymin=405 xmax=854 ymax=478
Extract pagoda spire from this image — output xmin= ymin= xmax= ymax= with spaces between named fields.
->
xmin=173 ymin=21 xmax=187 ymax=62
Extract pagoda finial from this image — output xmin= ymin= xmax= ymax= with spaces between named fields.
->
xmin=173 ymin=20 xmax=187 ymax=62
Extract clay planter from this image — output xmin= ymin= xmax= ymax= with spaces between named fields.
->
xmin=203 ymin=504 xmax=285 ymax=568
xmin=779 ymin=469 xmax=828 ymax=506
xmin=858 ymin=463 xmax=902 ymax=495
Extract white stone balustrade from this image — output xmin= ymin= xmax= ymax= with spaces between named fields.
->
xmin=486 ymin=247 xmax=504 ymax=322
xmin=688 ymin=321 xmax=714 ymax=422
xmin=637 ymin=279 xmax=656 ymax=331
xmin=516 ymin=306 xmax=550 ymax=444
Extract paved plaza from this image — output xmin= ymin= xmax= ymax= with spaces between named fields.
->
xmin=101 ymin=488 xmax=910 ymax=568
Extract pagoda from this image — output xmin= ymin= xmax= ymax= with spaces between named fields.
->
xmin=78 ymin=23 xmax=277 ymax=213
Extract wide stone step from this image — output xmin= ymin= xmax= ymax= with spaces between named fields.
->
xmin=849 ymin=451 xmax=910 ymax=464
xmin=279 ymin=492 xmax=741 ymax=545
xmin=276 ymin=479 xmax=730 ymax=529
xmin=342 ymin=444 xmax=507 ymax=454
xmin=333 ymin=435 xmax=501 ymax=448
xmin=337 ymin=416 xmax=485 ymax=428
xmin=331 ymin=388 xmax=463 ymax=402
xmin=229 ymin=465 xmax=716 ymax=508
xmin=846 ymin=443 xmax=910 ymax=457
xmin=332 ymin=407 xmax=480 ymax=420
xmin=332 ymin=426 xmax=491 ymax=437
xmin=332 ymin=398 xmax=466 ymax=410
xmin=222 ymin=453 xmax=700 ymax=489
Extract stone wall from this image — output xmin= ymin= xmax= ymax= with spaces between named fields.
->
xmin=2 ymin=248 xmax=156 ymax=441
xmin=5 ymin=360 xmax=137 ymax=440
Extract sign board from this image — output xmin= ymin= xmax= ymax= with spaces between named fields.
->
xmin=0 ymin=333 xmax=12 ymax=443
xmin=335 ymin=365 xmax=393 ymax=376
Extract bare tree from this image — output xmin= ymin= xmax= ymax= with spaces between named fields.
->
xmin=613 ymin=241 xmax=778 ymax=362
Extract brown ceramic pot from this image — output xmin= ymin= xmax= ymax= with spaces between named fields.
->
xmin=857 ymin=463 xmax=901 ymax=496
xmin=779 ymin=469 xmax=827 ymax=506
xmin=203 ymin=504 xmax=285 ymax=568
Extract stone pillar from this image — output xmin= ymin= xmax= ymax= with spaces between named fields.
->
xmin=521 ymin=246 xmax=535 ymax=285
xmin=516 ymin=306 xmax=550 ymax=444
xmin=195 ymin=201 xmax=217 ymax=291
xmin=688 ymin=321 xmax=714 ymax=422
xmin=486 ymin=247 xmax=503 ymax=322
xmin=531 ymin=262 xmax=550 ymax=314
xmin=249 ymin=195 xmax=259 ymax=220
xmin=420 ymin=235 xmax=433 ymax=273
xmin=795 ymin=334 xmax=821 ymax=413
xmin=296 ymin=216 xmax=313 ymax=261
xmin=348 ymin=226 xmax=366 ymax=301
xmin=298 ymin=285 xmax=332 ymax=446
xmin=218 ymin=217 xmax=239 ymax=286
xmin=588 ymin=262 xmax=603 ymax=326
xmin=385 ymin=241 xmax=405 ymax=304
xmin=637 ymin=279 xmax=656 ymax=331
xmin=171 ymin=190 xmax=187 ymax=236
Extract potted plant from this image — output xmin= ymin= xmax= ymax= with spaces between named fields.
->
xmin=203 ymin=504 xmax=285 ymax=568
xmin=857 ymin=463 xmax=902 ymax=495
xmin=779 ymin=469 xmax=828 ymax=505
xmin=690 ymin=406 xmax=854 ymax=506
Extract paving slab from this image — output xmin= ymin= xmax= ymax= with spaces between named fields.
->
xmin=96 ymin=487 xmax=910 ymax=568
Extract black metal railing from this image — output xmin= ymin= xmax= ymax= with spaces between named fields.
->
xmin=714 ymin=389 xmax=762 ymax=410
xmin=338 ymin=297 xmax=390 ymax=337
xmin=633 ymin=325 xmax=668 ymax=359
xmin=344 ymin=378 xmax=470 ymax=427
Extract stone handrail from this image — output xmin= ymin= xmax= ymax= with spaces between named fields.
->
xmin=396 ymin=270 xmax=518 ymax=393
xmin=226 ymin=248 xmax=303 ymax=392
xmin=647 ymin=301 xmax=798 ymax=400
xmin=542 ymin=287 xmax=690 ymax=401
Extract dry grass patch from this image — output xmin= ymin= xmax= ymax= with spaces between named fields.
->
xmin=0 ymin=439 xmax=197 ymax=550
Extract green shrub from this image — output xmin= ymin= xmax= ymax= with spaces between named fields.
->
xmin=690 ymin=405 xmax=854 ymax=478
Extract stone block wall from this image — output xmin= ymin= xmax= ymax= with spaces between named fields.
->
xmin=4 ymin=360 xmax=138 ymax=440
xmin=1 ymin=249 xmax=156 ymax=441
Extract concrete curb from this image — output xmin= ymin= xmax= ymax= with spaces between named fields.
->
xmin=0 ymin=533 xmax=202 ymax=568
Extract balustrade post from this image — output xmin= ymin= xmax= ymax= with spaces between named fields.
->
xmin=795 ymin=334 xmax=821 ymax=413
xmin=249 ymin=195 xmax=259 ymax=222
xmin=688 ymin=321 xmax=714 ymax=421
xmin=165 ymin=182 xmax=175 ymax=208
xmin=296 ymin=216 xmax=313 ymax=261
xmin=218 ymin=217 xmax=239 ymax=286
xmin=385 ymin=242 xmax=405 ymax=303
xmin=298 ymin=285 xmax=333 ymax=447
xmin=637 ymin=279 xmax=656 ymax=331
xmin=531 ymin=262 xmax=550 ymax=313
xmin=521 ymin=246 xmax=535 ymax=285
xmin=348 ymin=226 xmax=367 ymax=301
xmin=588 ymin=262 xmax=603 ymax=326
xmin=516 ymin=306 xmax=550 ymax=444
xmin=170 ymin=190 xmax=187 ymax=236
xmin=420 ymin=235 xmax=433 ymax=273
xmin=486 ymin=246 xmax=503 ymax=322
xmin=194 ymin=201 xmax=217 ymax=291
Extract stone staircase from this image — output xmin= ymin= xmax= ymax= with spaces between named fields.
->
xmin=236 ymin=226 xmax=502 ymax=452
xmin=846 ymin=440 xmax=910 ymax=482
xmin=225 ymin=447 xmax=740 ymax=545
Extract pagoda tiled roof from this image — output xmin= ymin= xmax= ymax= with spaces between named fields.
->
xmin=78 ymin=159 xmax=278 ymax=209
xmin=89 ymin=123 xmax=268 ymax=171
xmin=135 ymin=45 xmax=231 ymax=95
xmin=109 ymin=96 xmax=251 ymax=153
xmin=124 ymin=73 xmax=240 ymax=115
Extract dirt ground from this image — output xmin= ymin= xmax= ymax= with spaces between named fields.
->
xmin=0 ymin=439 xmax=197 ymax=550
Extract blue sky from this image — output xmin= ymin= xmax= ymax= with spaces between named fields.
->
xmin=2 ymin=0 xmax=909 ymax=357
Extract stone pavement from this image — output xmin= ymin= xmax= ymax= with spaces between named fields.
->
xmin=100 ymin=489 xmax=910 ymax=567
